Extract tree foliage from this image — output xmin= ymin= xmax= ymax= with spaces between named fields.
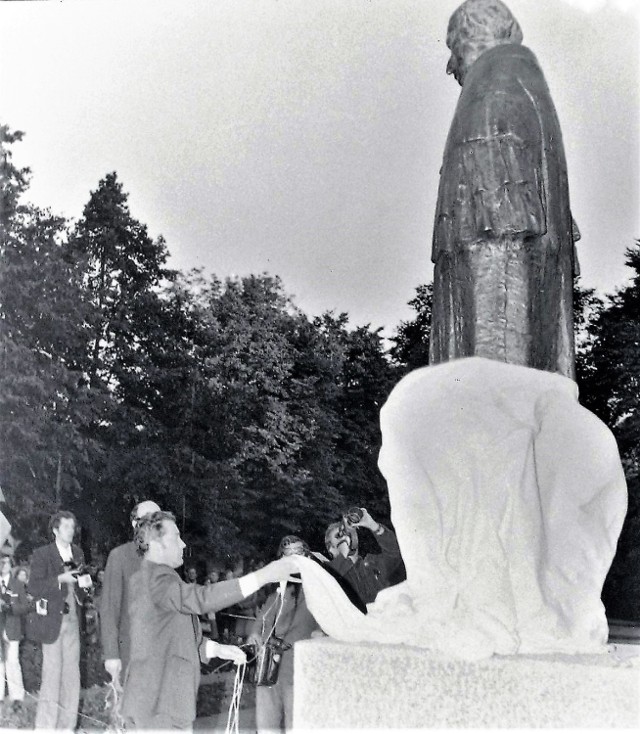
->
xmin=0 ymin=129 xmax=400 ymax=561
xmin=0 ymin=127 xmax=98 ymax=541
xmin=388 ymin=283 xmax=432 ymax=371
xmin=576 ymin=242 xmax=640 ymax=618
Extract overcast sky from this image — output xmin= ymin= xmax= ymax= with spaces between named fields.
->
xmin=1 ymin=0 xmax=638 ymax=335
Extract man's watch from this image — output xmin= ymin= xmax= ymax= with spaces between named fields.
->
xmin=373 ymin=523 xmax=384 ymax=536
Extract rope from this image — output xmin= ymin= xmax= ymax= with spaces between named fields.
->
xmin=260 ymin=587 xmax=286 ymax=642
xmin=224 ymin=662 xmax=246 ymax=734
xmin=222 ymin=585 xmax=288 ymax=732
xmin=104 ymin=678 xmax=126 ymax=732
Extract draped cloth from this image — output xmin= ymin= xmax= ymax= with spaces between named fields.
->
xmin=296 ymin=359 xmax=627 ymax=660
xmin=430 ymin=43 xmax=580 ymax=378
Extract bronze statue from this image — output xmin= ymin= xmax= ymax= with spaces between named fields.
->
xmin=430 ymin=0 xmax=580 ymax=379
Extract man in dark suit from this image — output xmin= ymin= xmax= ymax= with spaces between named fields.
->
xmin=324 ymin=507 xmax=405 ymax=606
xmin=100 ymin=499 xmax=161 ymax=687
xmin=28 ymin=510 xmax=91 ymax=730
xmin=0 ymin=554 xmax=28 ymax=710
xmin=121 ymin=511 xmax=300 ymax=730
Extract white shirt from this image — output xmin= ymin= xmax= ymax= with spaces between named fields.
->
xmin=0 ymin=573 xmax=10 ymax=591
xmin=55 ymin=539 xmax=73 ymax=563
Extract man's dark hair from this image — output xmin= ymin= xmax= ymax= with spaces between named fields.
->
xmin=48 ymin=510 xmax=77 ymax=538
xmin=134 ymin=511 xmax=176 ymax=556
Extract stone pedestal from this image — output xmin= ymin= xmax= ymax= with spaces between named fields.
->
xmin=293 ymin=638 xmax=639 ymax=728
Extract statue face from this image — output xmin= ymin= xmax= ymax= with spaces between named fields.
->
xmin=446 ymin=50 xmax=464 ymax=85
xmin=446 ymin=0 xmax=524 ymax=87
xmin=446 ymin=36 xmax=468 ymax=86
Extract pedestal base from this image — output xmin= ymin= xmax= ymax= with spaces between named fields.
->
xmin=293 ymin=638 xmax=639 ymax=728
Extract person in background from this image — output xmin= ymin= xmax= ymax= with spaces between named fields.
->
xmin=101 ymin=499 xmax=161 ymax=688
xmin=201 ymin=570 xmax=221 ymax=640
xmin=220 ymin=568 xmax=238 ymax=641
xmin=205 ymin=569 xmax=220 ymax=585
xmin=28 ymin=510 xmax=92 ymax=730
xmin=324 ymin=507 xmax=405 ymax=607
xmin=230 ymin=587 xmax=259 ymax=643
xmin=184 ymin=564 xmax=199 ymax=584
xmin=247 ymin=536 xmax=321 ymax=734
xmin=0 ymin=554 xmax=28 ymax=712
xmin=14 ymin=566 xmax=29 ymax=585
xmin=121 ymin=511 xmax=299 ymax=730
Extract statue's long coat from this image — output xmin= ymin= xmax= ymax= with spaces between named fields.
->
xmin=430 ymin=43 xmax=579 ymax=378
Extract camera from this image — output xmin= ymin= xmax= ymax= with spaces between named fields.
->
xmin=0 ymin=591 xmax=11 ymax=612
xmin=62 ymin=560 xmax=88 ymax=575
xmin=36 ymin=598 xmax=48 ymax=616
xmin=245 ymin=636 xmax=291 ymax=686
xmin=343 ymin=507 xmax=364 ymax=526
xmin=62 ymin=560 xmax=93 ymax=588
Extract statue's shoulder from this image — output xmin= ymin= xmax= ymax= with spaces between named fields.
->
xmin=470 ymin=44 xmax=543 ymax=91
xmin=454 ymin=45 xmax=547 ymax=143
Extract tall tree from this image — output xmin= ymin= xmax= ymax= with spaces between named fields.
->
xmin=578 ymin=242 xmax=640 ymax=618
xmin=61 ymin=174 xmax=180 ymax=549
xmin=389 ymin=283 xmax=433 ymax=371
xmin=68 ymin=172 xmax=175 ymax=392
xmin=0 ymin=126 xmax=98 ymax=545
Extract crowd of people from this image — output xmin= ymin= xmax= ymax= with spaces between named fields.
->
xmin=0 ymin=501 xmax=406 ymax=732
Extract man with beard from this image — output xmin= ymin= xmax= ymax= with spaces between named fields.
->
xmin=324 ymin=508 xmax=404 ymax=607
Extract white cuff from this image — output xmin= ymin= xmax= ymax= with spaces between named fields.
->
xmin=205 ymin=639 xmax=219 ymax=659
xmin=238 ymin=572 xmax=259 ymax=598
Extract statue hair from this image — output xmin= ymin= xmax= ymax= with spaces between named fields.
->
xmin=447 ymin=0 xmax=523 ymax=73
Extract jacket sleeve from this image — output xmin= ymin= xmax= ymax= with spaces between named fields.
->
xmin=373 ymin=525 xmax=401 ymax=556
xmin=73 ymin=546 xmax=89 ymax=605
xmin=372 ymin=525 xmax=404 ymax=578
xmin=150 ymin=570 xmax=248 ymax=616
xmin=100 ymin=546 xmax=123 ymax=659
xmin=27 ymin=546 xmax=59 ymax=600
xmin=7 ymin=580 xmax=30 ymax=616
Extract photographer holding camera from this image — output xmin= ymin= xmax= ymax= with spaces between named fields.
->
xmin=28 ymin=510 xmax=92 ymax=730
xmin=247 ymin=536 xmax=321 ymax=734
xmin=324 ymin=507 xmax=405 ymax=607
xmin=0 ymin=554 xmax=28 ymax=712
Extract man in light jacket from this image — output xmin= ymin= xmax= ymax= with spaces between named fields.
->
xmin=121 ymin=511 xmax=299 ymax=730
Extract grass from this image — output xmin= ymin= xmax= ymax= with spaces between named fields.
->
xmin=0 ymin=674 xmax=255 ymax=731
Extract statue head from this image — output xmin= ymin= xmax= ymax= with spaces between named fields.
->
xmin=446 ymin=0 xmax=523 ymax=85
